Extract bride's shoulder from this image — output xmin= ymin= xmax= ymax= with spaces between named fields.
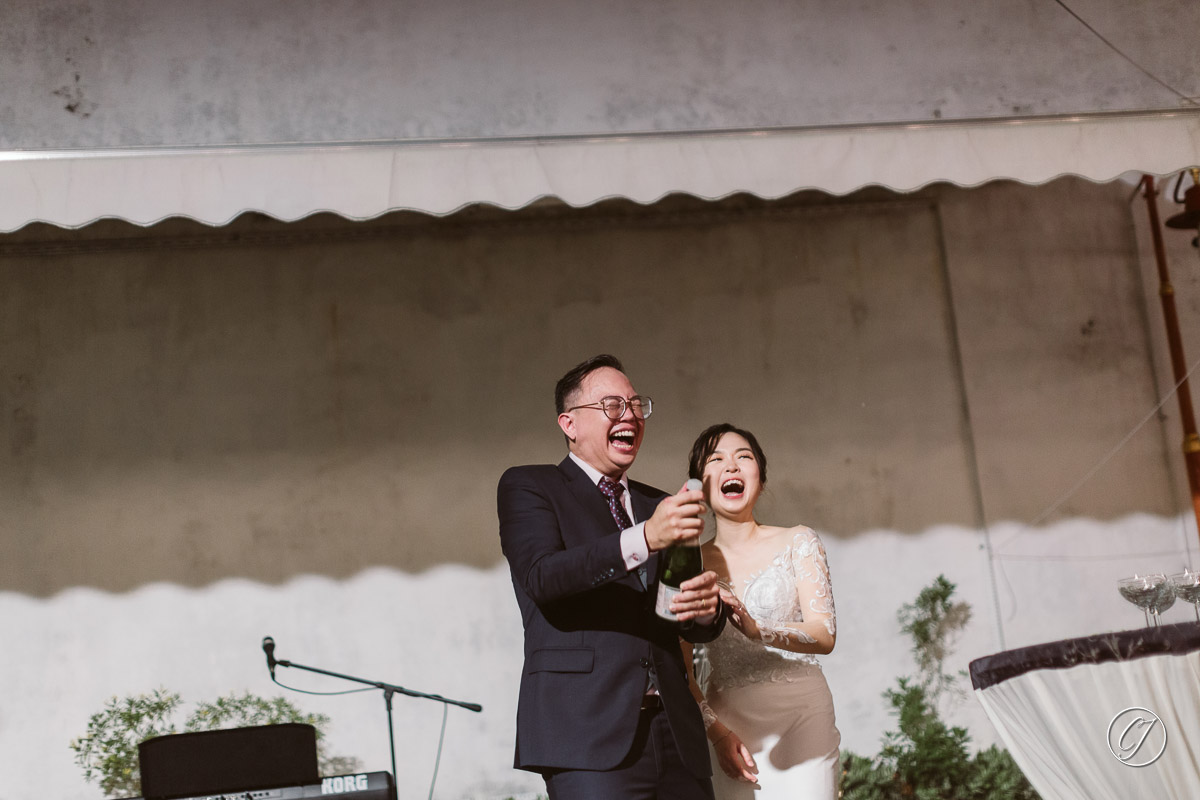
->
xmin=760 ymin=523 xmax=818 ymax=544
xmin=700 ymin=537 xmax=727 ymax=563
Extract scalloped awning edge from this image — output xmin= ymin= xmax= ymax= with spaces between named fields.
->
xmin=3 ymin=109 xmax=1198 ymax=232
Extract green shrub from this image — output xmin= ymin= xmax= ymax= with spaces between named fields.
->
xmin=838 ymin=576 xmax=1039 ymax=800
xmin=70 ymin=689 xmax=181 ymax=799
xmin=70 ymin=690 xmax=360 ymax=798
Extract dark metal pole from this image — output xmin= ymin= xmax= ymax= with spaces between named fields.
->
xmin=1140 ymin=174 xmax=1200 ymax=549
xmin=271 ymin=651 xmax=481 ymax=800
xmin=384 ymin=689 xmax=399 ymax=800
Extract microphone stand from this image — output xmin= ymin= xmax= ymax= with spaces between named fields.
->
xmin=272 ymin=653 xmax=482 ymax=800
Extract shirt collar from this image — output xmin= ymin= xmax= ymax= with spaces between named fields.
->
xmin=568 ymin=451 xmax=629 ymax=491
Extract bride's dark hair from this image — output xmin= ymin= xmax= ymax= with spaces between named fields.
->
xmin=687 ymin=423 xmax=768 ymax=484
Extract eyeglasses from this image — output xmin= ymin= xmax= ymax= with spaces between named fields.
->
xmin=567 ymin=395 xmax=653 ymax=420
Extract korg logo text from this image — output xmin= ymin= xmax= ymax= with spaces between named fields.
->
xmin=322 ymin=774 xmax=370 ymax=794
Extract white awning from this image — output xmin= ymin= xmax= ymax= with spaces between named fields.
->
xmin=2 ymin=109 xmax=1198 ymax=232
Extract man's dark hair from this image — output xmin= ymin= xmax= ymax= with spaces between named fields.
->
xmin=687 ymin=423 xmax=769 ymax=484
xmin=555 ymin=354 xmax=625 ymax=414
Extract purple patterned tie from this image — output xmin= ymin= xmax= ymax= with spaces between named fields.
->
xmin=598 ymin=477 xmax=633 ymax=530
xmin=599 ymin=476 xmax=648 ymax=589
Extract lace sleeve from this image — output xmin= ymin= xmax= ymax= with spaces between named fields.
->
xmin=798 ymin=531 xmax=836 ymax=637
xmin=699 ymin=699 xmax=719 ymax=730
xmin=756 ymin=529 xmax=836 ymax=652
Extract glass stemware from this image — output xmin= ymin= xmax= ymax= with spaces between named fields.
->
xmin=1169 ymin=570 xmax=1200 ymax=622
xmin=1150 ymin=578 xmax=1176 ymax=625
xmin=1118 ymin=574 xmax=1166 ymax=627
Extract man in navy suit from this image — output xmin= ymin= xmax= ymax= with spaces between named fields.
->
xmin=499 ymin=354 xmax=725 ymax=799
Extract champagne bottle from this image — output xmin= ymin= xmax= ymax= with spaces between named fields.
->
xmin=655 ymin=478 xmax=705 ymax=621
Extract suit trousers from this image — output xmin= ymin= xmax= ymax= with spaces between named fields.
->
xmin=542 ymin=706 xmax=716 ymax=800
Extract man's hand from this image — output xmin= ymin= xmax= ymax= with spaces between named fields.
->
xmin=644 ymin=484 xmax=705 ymax=552
xmin=669 ymin=570 xmax=721 ymax=622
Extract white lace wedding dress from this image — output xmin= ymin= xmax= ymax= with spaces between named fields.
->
xmin=701 ymin=528 xmax=840 ymax=799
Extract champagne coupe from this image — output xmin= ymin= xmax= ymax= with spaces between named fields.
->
xmin=1150 ymin=577 xmax=1176 ymax=625
xmin=1118 ymin=574 xmax=1164 ymax=627
xmin=1169 ymin=570 xmax=1200 ymax=622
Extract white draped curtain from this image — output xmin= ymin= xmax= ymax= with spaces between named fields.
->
xmin=976 ymin=651 xmax=1200 ymax=799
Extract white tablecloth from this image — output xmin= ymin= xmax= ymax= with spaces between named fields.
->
xmin=972 ymin=624 xmax=1200 ymax=800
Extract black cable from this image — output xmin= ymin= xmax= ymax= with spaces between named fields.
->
xmin=428 ymin=702 xmax=449 ymax=800
xmin=1173 ymin=170 xmax=1190 ymax=204
xmin=270 ymin=674 xmax=377 ymax=697
xmin=1050 ymin=0 xmax=1198 ymax=105
xmin=271 ymin=669 xmax=454 ymax=798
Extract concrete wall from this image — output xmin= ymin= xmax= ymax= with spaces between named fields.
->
xmin=1133 ymin=176 xmax=1200 ymax=522
xmin=4 ymin=177 xmax=1200 ymax=798
xmin=4 ymin=0 xmax=1197 ymax=148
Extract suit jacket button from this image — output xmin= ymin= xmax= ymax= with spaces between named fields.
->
xmin=639 ymin=657 xmax=651 ymax=668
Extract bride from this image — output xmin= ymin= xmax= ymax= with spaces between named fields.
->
xmin=682 ymin=424 xmax=840 ymax=799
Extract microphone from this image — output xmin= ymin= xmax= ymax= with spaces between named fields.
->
xmin=262 ymin=636 xmax=277 ymax=679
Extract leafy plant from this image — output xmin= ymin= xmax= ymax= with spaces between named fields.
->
xmin=898 ymin=574 xmax=972 ymax=708
xmin=838 ymin=576 xmax=1039 ymax=800
xmin=70 ymin=689 xmax=181 ymax=798
xmin=71 ymin=690 xmax=361 ymax=798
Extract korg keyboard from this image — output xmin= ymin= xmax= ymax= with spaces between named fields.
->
xmin=131 ymin=770 xmax=393 ymax=800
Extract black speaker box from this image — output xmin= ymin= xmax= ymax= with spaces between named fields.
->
xmin=138 ymin=723 xmax=319 ymax=799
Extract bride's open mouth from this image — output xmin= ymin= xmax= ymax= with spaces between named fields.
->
xmin=720 ymin=477 xmax=745 ymax=497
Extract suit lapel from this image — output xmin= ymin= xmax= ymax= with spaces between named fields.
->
xmin=629 ymin=486 xmax=656 ymax=526
xmin=629 ymin=483 xmax=660 ymax=581
xmin=558 ymin=456 xmax=623 ymax=535
xmin=558 ymin=456 xmax=656 ymax=589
